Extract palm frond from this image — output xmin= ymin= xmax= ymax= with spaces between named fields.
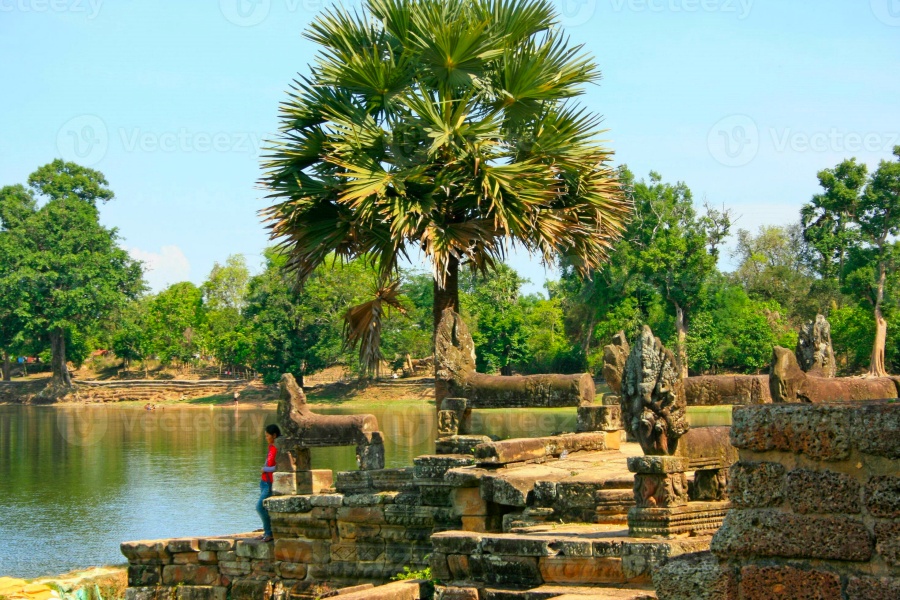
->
xmin=343 ymin=280 xmax=407 ymax=375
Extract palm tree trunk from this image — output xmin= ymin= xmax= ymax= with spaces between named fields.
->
xmin=869 ymin=264 xmax=888 ymax=377
xmin=432 ymin=255 xmax=460 ymax=334
xmin=50 ymin=328 xmax=73 ymax=387
xmin=674 ymin=303 xmax=689 ymax=379
xmin=433 ymin=255 xmax=460 ymax=407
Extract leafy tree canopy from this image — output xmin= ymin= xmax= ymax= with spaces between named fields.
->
xmin=0 ymin=161 xmax=143 ymax=387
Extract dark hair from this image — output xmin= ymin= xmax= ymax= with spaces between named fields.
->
xmin=265 ymin=424 xmax=281 ymax=438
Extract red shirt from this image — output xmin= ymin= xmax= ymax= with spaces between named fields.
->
xmin=262 ymin=444 xmax=277 ymax=483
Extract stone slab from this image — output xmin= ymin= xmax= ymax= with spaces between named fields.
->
xmin=627 ymin=456 xmax=689 ymax=474
xmin=475 ymin=432 xmax=618 ymax=465
xmin=710 ymin=508 xmax=873 ymax=561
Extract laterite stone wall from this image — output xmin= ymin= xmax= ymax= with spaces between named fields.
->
xmin=655 ymin=401 xmax=900 ymax=600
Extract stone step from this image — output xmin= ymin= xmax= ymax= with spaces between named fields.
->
xmin=431 ymin=529 xmax=709 ymax=590
xmin=479 ymin=584 xmax=656 ymax=599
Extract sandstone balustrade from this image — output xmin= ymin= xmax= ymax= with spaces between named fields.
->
xmin=272 ymin=373 xmax=385 ymax=495
xmin=770 ymin=346 xmax=899 ymax=403
xmin=435 ymin=309 xmax=595 ymax=411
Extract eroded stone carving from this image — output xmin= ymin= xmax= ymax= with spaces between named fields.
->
xmin=622 ymin=326 xmax=689 ymax=455
xmin=435 ymin=309 xmax=594 ymax=408
xmin=277 ymin=373 xmax=385 ymax=470
xmin=769 ymin=346 xmax=898 ymax=403
xmin=796 ymin=314 xmax=836 ymax=377
xmin=602 ymin=331 xmax=630 ymax=394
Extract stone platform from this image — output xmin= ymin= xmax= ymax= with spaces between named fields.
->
xmin=121 ymin=433 xmax=731 ymax=599
xmin=431 ymin=524 xmax=708 ymax=598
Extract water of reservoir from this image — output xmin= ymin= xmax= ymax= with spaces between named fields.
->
xmin=0 ymin=402 xmax=731 ymax=578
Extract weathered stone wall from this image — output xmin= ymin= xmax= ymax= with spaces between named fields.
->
xmin=120 ymin=528 xmax=428 ymax=599
xmin=431 ymin=530 xmax=708 ymax=595
xmin=683 ymin=375 xmax=771 ymax=406
xmin=121 ymin=457 xmax=474 ymax=599
xmin=122 ymin=429 xmax=638 ymax=598
xmin=0 ymin=379 xmax=250 ymax=404
xmin=655 ymin=400 xmax=900 ymax=600
xmin=75 ymin=380 xmax=248 ymax=403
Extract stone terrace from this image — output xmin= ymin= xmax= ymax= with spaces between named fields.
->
xmin=122 ymin=428 xmax=711 ymax=598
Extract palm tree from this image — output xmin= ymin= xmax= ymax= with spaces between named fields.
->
xmin=261 ymin=0 xmax=630 ymax=360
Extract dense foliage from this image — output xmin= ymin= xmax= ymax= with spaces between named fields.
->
xmin=0 ymin=161 xmax=143 ymax=386
xmin=3 ymin=147 xmax=898 ymax=384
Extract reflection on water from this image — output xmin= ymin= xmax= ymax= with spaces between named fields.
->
xmin=0 ymin=401 xmax=733 ymax=578
xmin=0 ymin=402 xmax=575 ymax=578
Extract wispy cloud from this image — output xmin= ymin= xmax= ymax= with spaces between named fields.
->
xmin=129 ymin=245 xmax=191 ymax=293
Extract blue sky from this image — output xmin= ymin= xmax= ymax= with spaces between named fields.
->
xmin=1 ymin=0 xmax=898 ymax=295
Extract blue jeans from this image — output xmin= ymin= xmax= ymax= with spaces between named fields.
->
xmin=256 ymin=480 xmax=273 ymax=537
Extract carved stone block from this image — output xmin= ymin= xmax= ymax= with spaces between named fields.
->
xmin=357 ymin=432 xmax=386 ymax=471
xmin=576 ymin=404 xmax=623 ymax=432
xmin=628 ymin=501 xmax=730 ymax=538
xmin=633 ymin=473 xmax=689 ymax=508
xmin=690 ymin=469 xmax=729 ymax=502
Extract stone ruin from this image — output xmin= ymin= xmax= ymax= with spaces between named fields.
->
xmin=796 ymin=313 xmax=837 ymax=377
xmin=434 ymin=308 xmax=607 ymax=454
xmin=119 ymin=316 xmax=899 ymax=599
xmin=770 ymin=345 xmax=899 ymax=403
xmin=656 ymin=400 xmax=900 ymax=600
xmin=621 ymin=326 xmax=736 ymax=539
xmin=604 ymin=330 xmax=771 ymax=407
xmin=621 ymin=325 xmax=689 ymax=457
xmin=601 ymin=313 xmax=897 ymax=408
xmin=435 ymin=308 xmax=595 ymax=409
xmin=602 ymin=331 xmax=629 ymax=395
xmin=402 ymin=354 xmax=433 ymax=378
xmin=273 ymin=373 xmax=385 ymax=495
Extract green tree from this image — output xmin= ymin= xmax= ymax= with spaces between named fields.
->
xmin=111 ymin=298 xmax=154 ymax=375
xmin=731 ymin=224 xmax=818 ymax=320
xmin=801 ymin=158 xmax=868 ymax=283
xmin=380 ymin=270 xmax=435 ymax=369
xmin=147 ymin=282 xmax=205 ymax=366
xmin=261 ymin=0 xmax=628 ymax=372
xmin=0 ymin=185 xmax=36 ymax=380
xmin=244 ymin=252 xmax=379 ymax=384
xmin=201 ymin=255 xmax=253 ymax=372
xmin=202 ymin=254 xmax=251 ymax=312
xmin=853 ymin=147 xmax=900 ymax=375
xmin=802 ymin=148 xmax=900 ymax=376
xmin=629 ymin=170 xmax=728 ymax=377
xmin=686 ymin=281 xmax=795 ymax=375
xmin=461 ymin=264 xmax=531 ymax=374
xmin=519 ymin=293 xmax=578 ymax=373
xmin=2 ymin=161 xmax=144 ymax=387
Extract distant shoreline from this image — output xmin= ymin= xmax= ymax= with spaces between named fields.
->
xmin=0 ymin=376 xmax=436 ymax=408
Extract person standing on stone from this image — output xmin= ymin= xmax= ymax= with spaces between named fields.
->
xmin=257 ymin=424 xmax=280 ymax=542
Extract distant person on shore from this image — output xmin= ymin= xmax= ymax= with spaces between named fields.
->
xmin=257 ymin=424 xmax=280 ymax=542
xmin=233 ymin=391 xmax=240 ymax=405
